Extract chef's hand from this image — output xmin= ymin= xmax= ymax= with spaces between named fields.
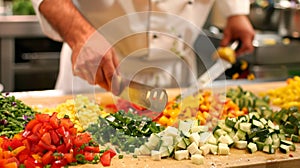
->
xmin=220 ymin=15 xmax=255 ymax=56
xmin=71 ymin=31 xmax=119 ymax=91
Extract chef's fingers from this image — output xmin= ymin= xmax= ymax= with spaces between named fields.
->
xmin=235 ymin=36 xmax=254 ymax=56
xmin=219 ymin=30 xmax=232 ymax=47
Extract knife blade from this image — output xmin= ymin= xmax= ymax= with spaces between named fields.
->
xmin=112 ymin=76 xmax=168 ymax=114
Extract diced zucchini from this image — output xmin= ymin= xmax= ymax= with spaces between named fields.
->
xmin=291 ymin=134 xmax=300 ymax=143
xmin=164 ymin=126 xmax=179 ymax=137
xmin=239 ymin=123 xmax=252 ymax=134
xmin=264 ymin=136 xmax=273 ymax=145
xmin=151 ymin=150 xmax=161 ymax=161
xmin=218 ymin=134 xmax=234 ymax=146
xmin=259 ymin=118 xmax=267 ymax=125
xmin=191 ymin=154 xmax=204 ymax=165
xmin=207 ymin=135 xmax=218 ymax=145
xmin=289 ymin=144 xmax=296 ymax=151
xmin=183 ymin=137 xmax=191 ymax=147
xmin=200 ymin=144 xmax=210 ymax=156
xmin=218 ymin=143 xmax=230 ymax=155
xmin=147 ymin=134 xmax=161 ymax=149
xmin=225 ymin=117 xmax=236 ymax=128
xmin=252 ymin=119 xmax=264 ymax=129
xmin=279 ymin=144 xmax=290 ymax=153
xmin=235 ymin=141 xmax=248 ymax=149
xmin=187 ymin=142 xmax=202 ymax=155
xmin=209 ymin=144 xmax=218 ymax=155
xmin=199 ymin=132 xmax=212 ymax=147
xmin=256 ymin=141 xmax=264 ymax=151
xmin=159 ymin=146 xmax=169 ymax=158
xmin=174 ymin=150 xmax=189 ymax=160
xmin=273 ymin=138 xmax=280 ymax=148
xmin=189 ymin=132 xmax=201 ymax=145
xmin=252 ymin=137 xmax=259 ymax=142
xmin=177 ymin=139 xmax=187 ymax=149
xmin=218 ymin=120 xmax=233 ymax=133
xmin=267 ymin=120 xmax=275 ymax=129
xmin=214 ymin=129 xmax=227 ymax=138
xmin=280 ymin=140 xmax=294 ymax=146
xmin=178 ymin=120 xmax=193 ymax=134
xmin=236 ymin=129 xmax=246 ymax=140
xmin=139 ymin=145 xmax=151 ymax=155
xmin=161 ymin=136 xmax=174 ymax=147
xmin=263 ymin=144 xmax=275 ymax=154
xmin=247 ymin=142 xmax=257 ymax=153
xmin=191 ymin=125 xmax=208 ymax=133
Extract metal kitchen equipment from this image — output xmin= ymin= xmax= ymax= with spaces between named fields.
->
xmin=112 ymin=76 xmax=168 ymax=118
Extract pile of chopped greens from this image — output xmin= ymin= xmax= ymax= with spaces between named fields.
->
xmin=86 ymin=110 xmax=164 ymax=153
xmin=0 ymin=93 xmax=36 ymax=138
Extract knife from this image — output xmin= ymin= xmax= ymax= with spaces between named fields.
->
xmin=112 ymin=76 xmax=168 ymax=114
xmin=178 ymin=41 xmax=238 ymax=100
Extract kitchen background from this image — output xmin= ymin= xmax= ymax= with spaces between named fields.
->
xmin=0 ymin=0 xmax=300 ymax=92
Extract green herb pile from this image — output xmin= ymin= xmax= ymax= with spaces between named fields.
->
xmin=0 ymin=93 xmax=36 ymax=138
xmin=86 ymin=110 xmax=164 ymax=153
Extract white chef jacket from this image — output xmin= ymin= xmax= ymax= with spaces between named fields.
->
xmin=32 ymin=0 xmax=250 ymax=94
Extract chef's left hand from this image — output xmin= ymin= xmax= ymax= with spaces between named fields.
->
xmin=220 ymin=15 xmax=255 ymax=56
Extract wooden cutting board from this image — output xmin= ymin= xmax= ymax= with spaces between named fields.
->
xmin=18 ymin=81 xmax=300 ymax=168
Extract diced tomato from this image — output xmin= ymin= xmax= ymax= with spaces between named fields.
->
xmin=106 ymin=149 xmax=117 ymax=158
xmin=63 ymin=153 xmax=73 ymax=163
xmin=35 ymin=113 xmax=50 ymax=123
xmin=60 ymin=118 xmax=74 ymax=130
xmin=84 ymin=152 xmax=95 ymax=161
xmin=49 ymin=130 xmax=60 ymax=145
xmin=49 ymin=112 xmax=60 ymax=129
xmin=84 ymin=146 xmax=100 ymax=153
xmin=41 ymin=151 xmax=54 ymax=165
xmin=37 ymin=140 xmax=56 ymax=152
xmin=74 ymin=133 xmax=92 ymax=147
xmin=40 ymin=132 xmax=51 ymax=145
xmin=26 ymin=134 xmax=39 ymax=143
xmin=100 ymin=150 xmax=112 ymax=167
xmin=56 ymin=144 xmax=67 ymax=153
xmin=32 ymin=123 xmax=43 ymax=134
xmin=25 ymin=119 xmax=39 ymax=131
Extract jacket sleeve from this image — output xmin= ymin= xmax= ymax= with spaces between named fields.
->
xmin=216 ymin=0 xmax=250 ymax=18
xmin=31 ymin=0 xmax=63 ymax=41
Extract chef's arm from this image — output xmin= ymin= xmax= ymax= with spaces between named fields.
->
xmin=37 ymin=0 xmax=95 ymax=50
xmin=216 ymin=0 xmax=255 ymax=56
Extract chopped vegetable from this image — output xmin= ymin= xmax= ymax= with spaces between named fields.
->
xmin=0 ymin=93 xmax=36 ymax=138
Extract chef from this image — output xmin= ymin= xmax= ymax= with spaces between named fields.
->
xmin=31 ymin=0 xmax=254 ymax=94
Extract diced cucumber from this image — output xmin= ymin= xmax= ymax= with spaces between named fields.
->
xmin=191 ymin=154 xmax=204 ymax=165
xmin=247 ymin=142 xmax=257 ymax=153
xmin=264 ymin=136 xmax=273 ymax=145
xmin=218 ymin=143 xmax=230 ymax=155
xmin=235 ymin=141 xmax=248 ymax=149
xmin=174 ymin=150 xmax=189 ymax=160
xmin=178 ymin=120 xmax=193 ymax=134
xmin=279 ymin=144 xmax=290 ymax=153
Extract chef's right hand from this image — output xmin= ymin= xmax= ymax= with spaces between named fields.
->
xmin=71 ymin=31 xmax=119 ymax=91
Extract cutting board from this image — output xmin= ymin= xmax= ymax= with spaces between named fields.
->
xmin=18 ymin=81 xmax=300 ymax=168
